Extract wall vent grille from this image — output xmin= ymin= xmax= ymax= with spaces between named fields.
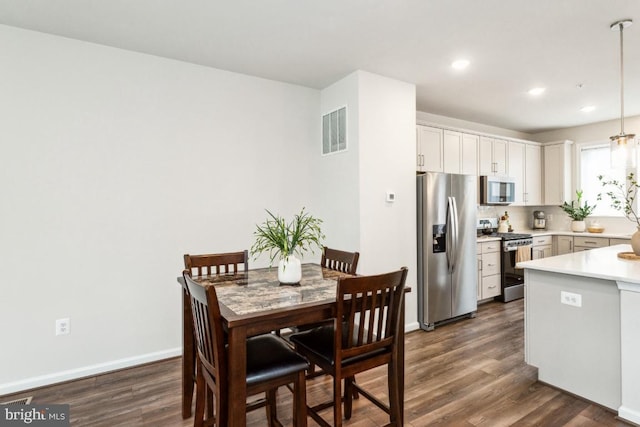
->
xmin=1 ymin=396 xmax=32 ymax=405
xmin=322 ymin=106 xmax=347 ymax=155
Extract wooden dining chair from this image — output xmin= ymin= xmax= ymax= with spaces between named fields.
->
xmin=321 ymin=246 xmax=359 ymax=275
xmin=289 ymin=267 xmax=408 ymax=427
xmin=181 ymin=250 xmax=248 ymax=418
xmin=183 ymin=271 xmax=309 ymax=427
xmin=184 ymin=250 xmax=249 ymax=277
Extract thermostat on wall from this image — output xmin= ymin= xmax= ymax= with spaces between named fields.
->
xmin=386 ymin=192 xmax=395 ymax=203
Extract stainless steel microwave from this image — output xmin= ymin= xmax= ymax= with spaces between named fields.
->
xmin=479 ymin=175 xmax=515 ymax=205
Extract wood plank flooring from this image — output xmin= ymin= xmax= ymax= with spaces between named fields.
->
xmin=1 ymin=300 xmax=632 ymax=426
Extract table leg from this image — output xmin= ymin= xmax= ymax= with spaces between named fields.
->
xmin=182 ymin=288 xmax=195 ymax=419
xmin=227 ymin=325 xmax=247 ymax=427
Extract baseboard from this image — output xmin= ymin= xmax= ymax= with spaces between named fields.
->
xmin=405 ymin=321 xmax=420 ymax=332
xmin=0 ymin=347 xmax=182 ymax=396
xmin=619 ymin=405 xmax=640 ymax=425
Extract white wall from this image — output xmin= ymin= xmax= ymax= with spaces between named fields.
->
xmin=417 ymin=111 xmax=534 ymax=141
xmin=532 ymin=116 xmax=640 ymax=143
xmin=357 ymin=72 xmax=417 ymax=328
xmin=0 ymin=25 xmax=320 ymax=393
xmin=311 ymin=73 xmax=361 ymax=253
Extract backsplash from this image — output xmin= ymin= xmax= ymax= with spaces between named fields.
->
xmin=477 ymin=205 xmax=636 ymax=236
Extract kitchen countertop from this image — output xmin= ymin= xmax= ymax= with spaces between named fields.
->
xmin=477 ymin=230 xmax=632 ymax=242
xmin=517 ymin=244 xmax=640 ymax=285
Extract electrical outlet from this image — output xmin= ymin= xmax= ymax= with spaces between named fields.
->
xmin=560 ymin=291 xmax=582 ymax=307
xmin=56 ymin=318 xmax=70 ymax=336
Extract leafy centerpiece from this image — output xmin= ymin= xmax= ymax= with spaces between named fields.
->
xmin=251 ymin=208 xmax=324 ymax=284
xmin=598 ymin=172 xmax=640 ymax=255
xmin=560 ymin=190 xmax=596 ymax=233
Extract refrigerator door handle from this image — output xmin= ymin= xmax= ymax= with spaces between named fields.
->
xmin=450 ymin=196 xmax=459 ymax=271
xmin=446 ymin=196 xmax=458 ymax=273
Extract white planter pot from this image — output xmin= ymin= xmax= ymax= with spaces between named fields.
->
xmin=631 ymin=227 xmax=640 ymax=256
xmin=571 ymin=220 xmax=586 ymax=233
xmin=278 ymin=255 xmax=302 ymax=285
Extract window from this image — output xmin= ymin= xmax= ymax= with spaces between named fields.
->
xmin=577 ymin=142 xmax=627 ymax=216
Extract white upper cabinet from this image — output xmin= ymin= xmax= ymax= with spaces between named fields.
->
xmin=543 ymin=140 xmax=573 ymax=206
xmin=507 ymin=141 xmax=542 ymax=205
xmin=443 ymin=131 xmax=479 ymax=175
xmin=525 ymin=144 xmax=542 ymax=205
xmin=461 ymin=133 xmax=479 ymax=175
xmin=479 ymin=136 xmax=507 ymax=175
xmin=417 ymin=125 xmax=443 ymax=172
xmin=443 ymin=130 xmax=462 ymax=174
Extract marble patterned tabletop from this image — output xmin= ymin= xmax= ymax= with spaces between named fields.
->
xmin=194 ymin=263 xmax=350 ymax=315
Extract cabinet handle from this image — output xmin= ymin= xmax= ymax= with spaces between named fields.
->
xmin=488 ymin=285 xmax=497 ymax=289
xmin=584 ymin=241 xmax=597 ymax=245
xmin=478 ymin=259 xmax=482 ymax=270
xmin=569 ymin=241 xmax=573 ymax=251
xmin=487 ymin=263 xmax=495 ymax=267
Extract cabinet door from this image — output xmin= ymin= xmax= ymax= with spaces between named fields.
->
xmin=507 ymin=141 xmax=525 ymax=205
xmin=525 ymin=144 xmax=542 ymax=205
xmin=417 ymin=125 xmax=443 ymax=172
xmin=493 ymin=139 xmax=507 ymax=175
xmin=443 ymin=130 xmax=462 ymax=174
xmin=477 ymin=255 xmax=482 ymax=300
xmin=610 ymin=238 xmax=631 ymax=246
xmin=533 ymin=244 xmax=553 ymax=260
xmin=544 ymin=142 xmax=571 ymax=205
xmin=482 ymin=252 xmax=500 ymax=276
xmin=478 ymin=136 xmax=494 ymax=175
xmin=554 ymin=236 xmax=573 ymax=255
xmin=482 ymin=274 xmax=501 ymax=299
xmin=461 ymin=133 xmax=479 ymax=175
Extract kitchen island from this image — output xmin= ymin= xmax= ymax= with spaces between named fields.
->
xmin=518 ymin=244 xmax=640 ymax=425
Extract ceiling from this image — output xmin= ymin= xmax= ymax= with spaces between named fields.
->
xmin=1 ymin=0 xmax=640 ymax=134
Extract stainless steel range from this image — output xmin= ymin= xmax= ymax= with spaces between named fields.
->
xmin=477 ymin=218 xmax=532 ymax=302
xmin=497 ymin=232 xmax=532 ymax=302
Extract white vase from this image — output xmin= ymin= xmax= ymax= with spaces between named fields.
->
xmin=571 ymin=220 xmax=586 ymax=233
xmin=278 ymin=255 xmax=302 ymax=285
xmin=631 ymin=227 xmax=640 ymax=256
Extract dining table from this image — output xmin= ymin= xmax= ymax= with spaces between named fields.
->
xmin=177 ymin=263 xmax=409 ymax=427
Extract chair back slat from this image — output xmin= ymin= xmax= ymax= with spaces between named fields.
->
xmin=182 ymin=271 xmax=228 ymax=392
xmin=321 ymin=247 xmax=360 ymax=275
xmin=184 ymin=250 xmax=249 ymax=278
xmin=335 ymin=268 xmax=408 ymax=363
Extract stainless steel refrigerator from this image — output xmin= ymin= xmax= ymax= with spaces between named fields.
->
xmin=417 ymin=172 xmax=477 ymax=331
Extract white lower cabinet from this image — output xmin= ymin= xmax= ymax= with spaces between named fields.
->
xmin=532 ymin=235 xmax=553 ymax=260
xmin=478 ymin=241 xmax=501 ymax=300
xmin=553 ymin=235 xmax=630 ymax=255
xmin=554 ymin=236 xmax=574 ymax=255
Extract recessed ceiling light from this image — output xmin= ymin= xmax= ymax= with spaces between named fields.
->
xmin=580 ymin=105 xmax=596 ymax=112
xmin=451 ymin=59 xmax=470 ymax=70
xmin=528 ymin=87 xmax=546 ymax=96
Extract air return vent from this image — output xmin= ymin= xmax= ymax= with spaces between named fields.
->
xmin=1 ymin=396 xmax=32 ymax=405
xmin=322 ymin=106 xmax=347 ymax=155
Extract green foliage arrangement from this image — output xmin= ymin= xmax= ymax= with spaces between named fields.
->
xmin=250 ymin=207 xmax=325 ymax=266
xmin=560 ymin=190 xmax=596 ymax=221
xmin=598 ymin=172 xmax=640 ymax=227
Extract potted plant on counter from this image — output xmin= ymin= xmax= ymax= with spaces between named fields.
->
xmin=251 ymin=207 xmax=324 ymax=285
xmin=598 ymin=172 xmax=640 ymax=255
xmin=560 ymin=190 xmax=596 ymax=232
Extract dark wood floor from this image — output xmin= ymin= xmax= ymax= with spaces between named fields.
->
xmin=1 ymin=300 xmax=632 ymax=426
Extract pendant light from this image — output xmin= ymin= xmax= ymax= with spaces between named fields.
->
xmin=610 ymin=19 xmax=637 ymax=169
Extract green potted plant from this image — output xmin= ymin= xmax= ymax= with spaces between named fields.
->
xmin=560 ymin=190 xmax=596 ymax=233
xmin=598 ymin=172 xmax=640 ymax=255
xmin=251 ymin=207 xmax=324 ymax=284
